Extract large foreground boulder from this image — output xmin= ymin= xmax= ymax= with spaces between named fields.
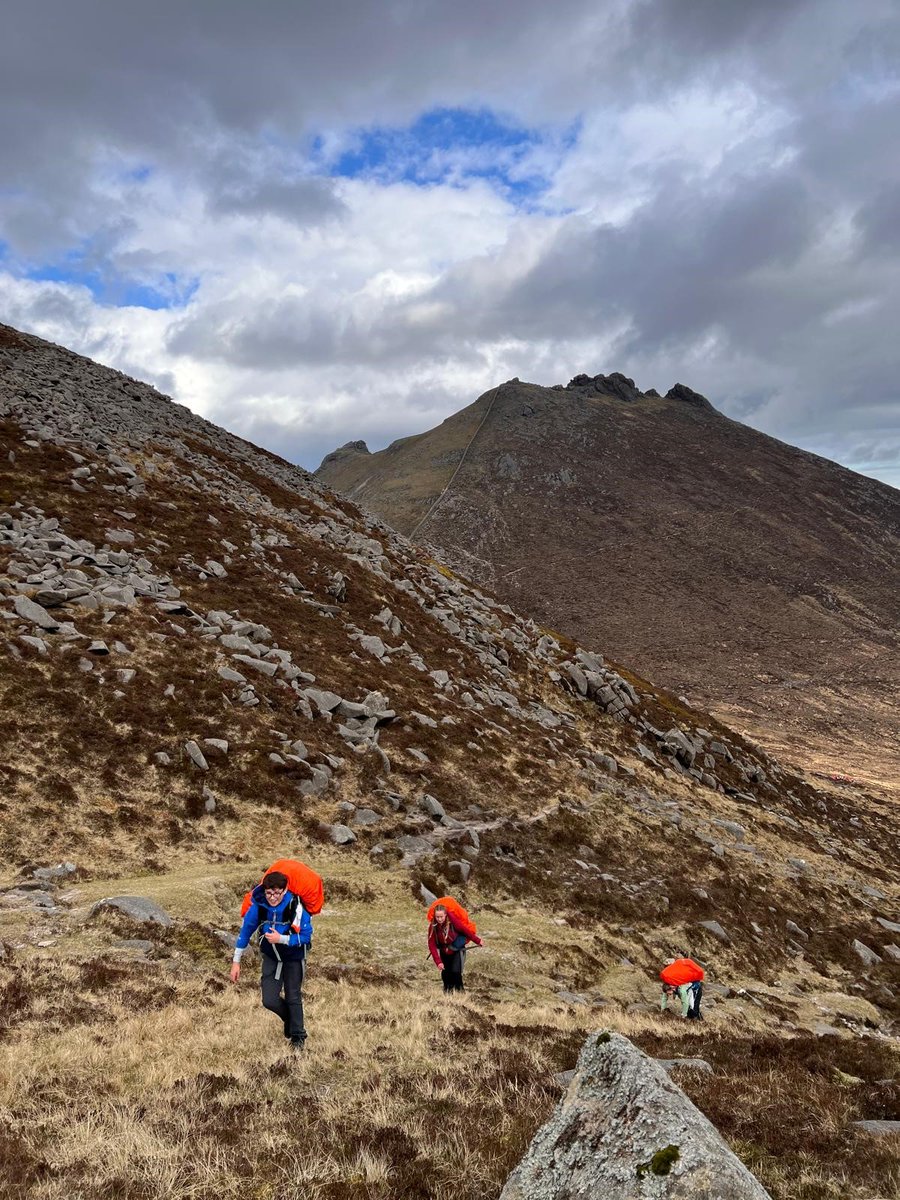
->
xmin=500 ymin=1031 xmax=771 ymax=1199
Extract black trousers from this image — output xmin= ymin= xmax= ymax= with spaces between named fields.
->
xmin=440 ymin=947 xmax=465 ymax=993
xmin=261 ymin=953 xmax=306 ymax=1041
xmin=686 ymin=980 xmax=703 ymax=1020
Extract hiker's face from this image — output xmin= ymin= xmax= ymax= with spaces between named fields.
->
xmin=265 ymin=886 xmax=286 ymax=901
xmin=435 ymin=908 xmax=447 ymax=924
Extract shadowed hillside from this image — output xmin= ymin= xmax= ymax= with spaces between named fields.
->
xmin=316 ymin=375 xmax=900 ymax=796
xmin=0 ymin=326 xmax=897 ymax=1200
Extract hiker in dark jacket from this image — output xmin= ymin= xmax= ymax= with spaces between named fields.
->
xmin=229 ymin=870 xmax=312 ymax=1048
xmin=428 ymin=903 xmax=481 ymax=993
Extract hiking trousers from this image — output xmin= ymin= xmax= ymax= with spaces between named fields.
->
xmin=686 ymin=980 xmax=703 ymax=1020
xmin=440 ymin=947 xmax=465 ymax=993
xmin=260 ymin=953 xmax=306 ymax=1041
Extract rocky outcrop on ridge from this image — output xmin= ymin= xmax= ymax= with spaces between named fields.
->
xmin=501 ymin=1030 xmax=772 ymax=1199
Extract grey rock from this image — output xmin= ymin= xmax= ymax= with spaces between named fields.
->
xmin=184 ymin=740 xmax=209 ymax=771
xmin=19 ymin=635 xmax=48 ymax=654
xmin=882 ymin=944 xmax=900 ymax=963
xmin=233 ymin=654 xmax=278 ymax=677
xmin=326 ymin=823 xmax=356 ymax=845
xmin=13 ymin=595 xmax=60 ymax=631
xmin=105 ymin=528 xmax=134 ymax=545
xmin=351 ymin=808 xmax=382 ymax=826
xmin=87 ymin=640 xmax=109 ymax=655
xmin=851 ymin=939 xmax=882 ymax=968
xmin=449 ymin=860 xmax=471 ymax=883
xmin=204 ymin=560 xmax=227 ymax=577
xmin=853 ymin=1120 xmax=900 ymax=1136
xmin=358 ymin=634 xmax=386 ymax=658
xmin=420 ymin=794 xmax=447 ymax=821
xmin=116 ymin=668 xmax=136 ymax=684
xmin=217 ymin=666 xmax=247 ymax=684
xmin=304 ymin=688 xmax=343 ymax=714
xmin=698 ymin=920 xmax=730 ymax=943
xmin=299 ymin=767 xmax=331 ymax=797
xmin=202 ymin=786 xmax=217 ymax=814
xmin=785 ymin=920 xmax=808 ymax=941
xmin=418 ymin=882 xmax=438 ymax=907
xmin=32 ymin=861 xmax=77 ymax=882
xmin=202 ymin=738 xmax=229 ymax=757
xmin=396 ymin=834 xmax=435 ymax=864
xmin=153 ymin=752 xmax=172 ymax=766
xmin=219 ymin=634 xmax=257 ymax=653
xmin=91 ymin=895 xmax=173 ymax=927
xmin=500 ymin=1032 xmax=771 ymax=1200
xmin=875 ymin=916 xmax=900 ymax=934
xmin=113 ymin=938 xmax=155 ymax=954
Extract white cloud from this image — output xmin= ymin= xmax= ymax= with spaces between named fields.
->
xmin=0 ymin=0 xmax=897 ymax=489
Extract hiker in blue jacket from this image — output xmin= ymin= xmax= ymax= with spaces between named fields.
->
xmin=229 ymin=870 xmax=312 ymax=1049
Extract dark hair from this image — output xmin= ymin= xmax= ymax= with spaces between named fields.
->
xmin=262 ymin=871 xmax=288 ymax=891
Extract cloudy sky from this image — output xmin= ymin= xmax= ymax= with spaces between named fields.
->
xmin=2 ymin=1 xmax=898 ymax=486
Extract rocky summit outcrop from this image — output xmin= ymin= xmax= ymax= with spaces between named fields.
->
xmin=501 ymin=1031 xmax=771 ymax=1200
xmin=316 ymin=374 xmax=900 ymax=795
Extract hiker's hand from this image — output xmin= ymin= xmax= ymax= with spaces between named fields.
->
xmin=229 ymin=963 xmax=240 ymax=984
xmin=263 ymin=930 xmax=281 ymax=943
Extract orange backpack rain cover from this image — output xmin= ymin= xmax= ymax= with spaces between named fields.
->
xmin=427 ymin=895 xmax=477 ymax=940
xmin=240 ymin=858 xmax=325 ymax=917
xmin=659 ymin=958 xmax=705 ymax=987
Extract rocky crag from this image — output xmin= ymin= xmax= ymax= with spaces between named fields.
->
xmin=316 ymin=375 xmax=900 ymax=796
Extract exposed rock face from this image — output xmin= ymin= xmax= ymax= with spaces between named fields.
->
xmin=500 ymin=1031 xmax=771 ymax=1200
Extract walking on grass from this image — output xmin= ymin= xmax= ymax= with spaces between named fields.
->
xmin=427 ymin=895 xmax=482 ymax=993
xmin=229 ymin=858 xmax=324 ymax=1049
xmin=659 ymin=956 xmax=705 ymax=1020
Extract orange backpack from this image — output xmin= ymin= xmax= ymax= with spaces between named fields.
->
xmin=428 ymin=895 xmax=477 ymax=940
xmin=240 ymin=858 xmax=325 ymax=920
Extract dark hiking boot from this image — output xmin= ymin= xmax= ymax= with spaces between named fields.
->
xmin=290 ymin=1036 xmax=306 ymax=1051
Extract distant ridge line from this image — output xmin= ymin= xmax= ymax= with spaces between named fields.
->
xmin=409 ymin=382 xmax=504 ymax=540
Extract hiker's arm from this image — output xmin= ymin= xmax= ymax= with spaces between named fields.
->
xmin=427 ymin=930 xmax=442 ymax=968
xmin=231 ymin=903 xmax=261 ymax=970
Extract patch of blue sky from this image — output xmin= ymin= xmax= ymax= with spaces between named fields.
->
xmin=316 ymin=106 xmax=579 ymax=207
xmin=25 ymin=251 xmax=197 ymax=311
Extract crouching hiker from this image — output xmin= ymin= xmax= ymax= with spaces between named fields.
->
xmin=427 ymin=896 xmax=482 ymax=993
xmin=660 ymin=956 xmax=705 ymax=1020
xmin=229 ymin=870 xmax=312 ymax=1049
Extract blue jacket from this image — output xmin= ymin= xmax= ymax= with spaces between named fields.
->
xmin=236 ymin=885 xmax=313 ymax=963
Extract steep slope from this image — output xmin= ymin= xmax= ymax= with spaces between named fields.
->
xmin=316 ymin=375 xmax=900 ymax=793
xmin=0 ymin=327 xmax=897 ymax=1200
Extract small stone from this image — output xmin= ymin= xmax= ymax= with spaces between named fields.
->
xmin=202 ymin=738 xmax=229 ymax=757
xmin=326 ymin=823 xmax=356 ymax=845
xmin=87 ymin=640 xmax=109 ymax=655
xmin=351 ymin=808 xmax=382 ymax=826
xmin=202 ymin=786 xmax=217 ymax=814
xmin=698 ymin=920 xmax=730 ymax=943
xmin=420 ymin=794 xmax=447 ymax=821
xmin=91 ymin=896 xmax=173 ymax=926
xmin=217 ymin=666 xmax=247 ymax=684
xmin=184 ymin=740 xmax=209 ymax=771
xmin=154 ymin=752 xmax=172 ymax=766
xmin=851 ymin=939 xmax=882 ymax=968
xmin=116 ymin=669 xmax=136 ymax=684
xmin=853 ymin=1120 xmax=900 ymax=1136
